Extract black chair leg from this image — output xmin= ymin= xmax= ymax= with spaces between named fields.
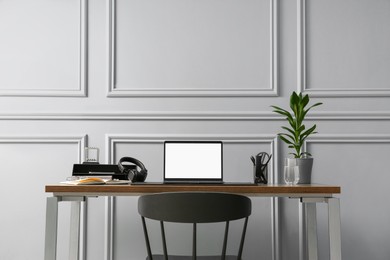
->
xmin=192 ymin=223 xmax=197 ymax=260
xmin=238 ymin=217 xmax=249 ymax=260
xmin=222 ymin=221 xmax=230 ymax=260
xmin=141 ymin=217 xmax=153 ymax=260
xmin=160 ymin=221 xmax=168 ymax=260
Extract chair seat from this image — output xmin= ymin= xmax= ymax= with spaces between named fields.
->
xmin=147 ymin=255 xmax=240 ymax=260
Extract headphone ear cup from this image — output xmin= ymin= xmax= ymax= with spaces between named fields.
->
xmin=117 ymin=156 xmax=148 ymax=182
xmin=136 ymin=169 xmax=147 ymax=182
xmin=130 ymin=169 xmax=147 ymax=182
xmin=127 ymin=168 xmax=136 ymax=182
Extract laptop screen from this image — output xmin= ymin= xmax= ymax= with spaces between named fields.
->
xmin=164 ymin=141 xmax=223 ymax=181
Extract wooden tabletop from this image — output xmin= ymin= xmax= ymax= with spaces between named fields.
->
xmin=46 ymin=183 xmax=340 ymax=197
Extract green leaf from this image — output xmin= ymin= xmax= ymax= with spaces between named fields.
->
xmin=290 ymin=92 xmax=299 ymax=113
xmin=287 ymin=117 xmax=295 ymax=128
xmin=297 ymin=124 xmax=305 ymax=134
xmin=271 ymin=106 xmax=294 ymax=122
xmin=270 ymin=105 xmax=285 ymax=112
xmin=271 ymin=105 xmax=291 ymax=114
xmin=297 ymin=92 xmax=303 ymax=103
xmin=271 ymin=108 xmax=286 ymax=114
xmin=279 ymin=133 xmax=295 ymax=143
xmin=301 ymin=151 xmax=312 ymax=158
xmin=272 ymin=109 xmax=293 ymax=120
xmin=296 ymin=115 xmax=304 ymax=128
xmin=300 ymin=125 xmax=317 ymax=140
xmin=280 ymin=132 xmax=296 ymax=143
xmin=279 ymin=135 xmax=294 ymax=145
xmin=281 ymin=126 xmax=296 ymax=136
xmin=305 ymin=102 xmax=323 ymax=113
xmin=301 ymin=94 xmax=309 ymax=108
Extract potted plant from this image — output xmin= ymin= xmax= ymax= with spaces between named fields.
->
xmin=271 ymin=91 xmax=323 ymax=184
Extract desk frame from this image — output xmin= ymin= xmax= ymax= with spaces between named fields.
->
xmin=44 ymin=184 xmax=341 ymax=260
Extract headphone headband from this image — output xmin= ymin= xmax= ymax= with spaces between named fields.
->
xmin=118 ymin=157 xmax=146 ymax=172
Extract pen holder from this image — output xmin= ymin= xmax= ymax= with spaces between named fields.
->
xmin=251 ymin=152 xmax=271 ymax=184
xmin=253 ymin=163 xmax=268 ymax=184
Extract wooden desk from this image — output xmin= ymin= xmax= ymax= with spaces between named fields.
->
xmin=44 ymin=184 xmax=341 ymax=260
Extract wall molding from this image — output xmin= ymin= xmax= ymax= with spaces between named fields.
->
xmin=0 ymin=0 xmax=87 ymax=97
xmin=105 ymin=134 xmax=279 ymax=169
xmin=107 ymin=0 xmax=278 ymax=97
xmin=0 ymin=135 xmax=87 ymax=163
xmin=104 ymin=133 xmax=280 ymax=260
xmin=0 ymin=111 xmax=279 ymax=120
xmin=297 ymin=0 xmax=390 ymax=97
xmin=305 ymin=134 xmax=390 ymax=144
xmin=303 ymin=134 xmax=390 ymax=158
xmin=1 ymin=111 xmax=390 ymax=120
xmin=105 ymin=134 xmax=279 ymax=185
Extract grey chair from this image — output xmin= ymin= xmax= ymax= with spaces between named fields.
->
xmin=138 ymin=192 xmax=252 ymax=260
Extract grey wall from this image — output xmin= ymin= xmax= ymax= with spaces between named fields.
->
xmin=0 ymin=0 xmax=390 ymax=259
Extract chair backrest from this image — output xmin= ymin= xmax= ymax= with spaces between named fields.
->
xmin=138 ymin=192 xmax=252 ymax=259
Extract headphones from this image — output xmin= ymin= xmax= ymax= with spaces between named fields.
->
xmin=118 ymin=157 xmax=148 ymax=182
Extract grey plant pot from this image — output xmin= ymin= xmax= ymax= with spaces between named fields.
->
xmin=296 ymin=158 xmax=314 ymax=184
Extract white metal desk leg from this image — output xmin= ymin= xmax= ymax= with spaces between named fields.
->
xmin=306 ymin=203 xmax=318 ymax=260
xmin=69 ymin=201 xmax=81 ymax=260
xmin=300 ymin=198 xmax=320 ymax=260
xmin=299 ymin=201 xmax=306 ymax=260
xmin=79 ymin=199 xmax=87 ymax=260
xmin=327 ymin=198 xmax=342 ymax=260
xmin=104 ymin=196 xmax=114 ymax=260
xmin=45 ymin=197 xmax=59 ymax=260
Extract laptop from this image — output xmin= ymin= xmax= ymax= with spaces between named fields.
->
xmin=164 ymin=141 xmax=223 ymax=184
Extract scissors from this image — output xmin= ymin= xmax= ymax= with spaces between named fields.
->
xmin=256 ymin=152 xmax=272 ymax=166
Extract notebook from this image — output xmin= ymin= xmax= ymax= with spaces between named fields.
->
xmin=164 ymin=141 xmax=223 ymax=184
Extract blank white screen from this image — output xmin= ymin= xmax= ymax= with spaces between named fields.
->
xmin=165 ymin=143 xmax=222 ymax=179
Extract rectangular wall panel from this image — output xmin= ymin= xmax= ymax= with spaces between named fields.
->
xmin=0 ymin=0 xmax=87 ymax=96
xmin=105 ymin=134 xmax=279 ymax=260
xmin=298 ymin=0 xmax=390 ymax=96
xmin=306 ymin=135 xmax=390 ymax=260
xmin=0 ymin=136 xmax=86 ymax=260
xmin=108 ymin=0 xmax=277 ymax=96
